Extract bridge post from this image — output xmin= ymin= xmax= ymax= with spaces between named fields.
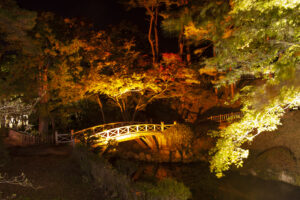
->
xmin=55 ymin=131 xmax=58 ymax=145
xmin=71 ymin=130 xmax=77 ymax=147
xmin=161 ymin=122 xmax=164 ymax=131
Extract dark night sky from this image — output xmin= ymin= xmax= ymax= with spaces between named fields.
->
xmin=17 ymin=0 xmax=146 ymax=29
xmin=16 ymin=0 xmax=178 ymax=52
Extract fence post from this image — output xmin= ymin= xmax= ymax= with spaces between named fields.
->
xmin=71 ymin=130 xmax=76 ymax=147
xmin=71 ymin=130 xmax=75 ymax=147
xmin=55 ymin=131 xmax=58 ymax=145
xmin=161 ymin=122 xmax=164 ymax=131
xmin=173 ymin=121 xmax=177 ymax=125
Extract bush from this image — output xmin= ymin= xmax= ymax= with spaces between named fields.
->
xmin=72 ymin=145 xmax=192 ymax=200
xmin=137 ymin=178 xmax=192 ymax=200
xmin=72 ymin=145 xmax=137 ymax=200
xmin=164 ymin=124 xmax=194 ymax=157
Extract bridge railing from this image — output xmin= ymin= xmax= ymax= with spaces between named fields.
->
xmin=73 ymin=121 xmax=141 ymax=136
xmin=207 ymin=112 xmax=242 ymax=123
xmin=72 ymin=122 xmax=176 ymax=145
xmin=93 ymin=123 xmax=175 ymax=144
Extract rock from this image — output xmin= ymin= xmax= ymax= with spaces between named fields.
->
xmin=139 ymin=152 xmax=145 ymax=160
xmin=155 ymin=167 xmax=168 ymax=179
xmin=159 ymin=149 xmax=171 ymax=162
xmin=171 ymin=150 xmax=182 ymax=162
xmin=279 ymin=171 xmax=295 ymax=184
xmin=145 ymin=154 xmax=151 ymax=161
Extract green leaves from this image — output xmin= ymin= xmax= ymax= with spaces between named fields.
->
xmin=209 ymin=86 xmax=300 ymax=177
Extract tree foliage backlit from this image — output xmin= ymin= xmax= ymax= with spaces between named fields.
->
xmin=182 ymin=0 xmax=300 ymax=177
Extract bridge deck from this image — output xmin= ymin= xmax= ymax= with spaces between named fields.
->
xmin=73 ymin=123 xmax=174 ymax=146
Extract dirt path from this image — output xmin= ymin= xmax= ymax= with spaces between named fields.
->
xmin=0 ymin=145 xmax=94 ymax=200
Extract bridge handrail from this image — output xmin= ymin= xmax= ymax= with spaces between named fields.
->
xmin=72 ymin=123 xmax=176 ymax=145
xmin=93 ymin=123 xmax=174 ymax=144
xmin=73 ymin=121 xmax=141 ymax=135
xmin=208 ymin=112 xmax=242 ymax=122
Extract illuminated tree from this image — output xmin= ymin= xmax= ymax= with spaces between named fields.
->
xmin=85 ymin=42 xmax=199 ymax=121
xmin=161 ymin=0 xmax=191 ymax=61
xmin=29 ymin=13 xmax=91 ymax=135
xmin=185 ymin=0 xmax=300 ymax=177
xmin=162 ymin=0 xmax=231 ymax=61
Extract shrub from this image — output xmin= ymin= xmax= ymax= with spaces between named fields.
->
xmin=72 ymin=145 xmax=192 ymax=200
xmin=164 ymin=124 xmax=194 ymax=156
xmin=137 ymin=178 xmax=192 ymax=200
xmin=72 ymin=145 xmax=137 ymax=200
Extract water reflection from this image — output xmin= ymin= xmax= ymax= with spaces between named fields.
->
xmin=218 ymin=173 xmax=300 ymax=200
xmin=113 ymin=160 xmax=300 ymax=200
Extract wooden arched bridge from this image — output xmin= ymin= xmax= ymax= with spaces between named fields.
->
xmin=71 ymin=122 xmax=176 ymax=149
xmin=55 ymin=112 xmax=243 ymax=148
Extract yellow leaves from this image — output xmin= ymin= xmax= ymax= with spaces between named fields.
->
xmin=184 ymin=22 xmax=209 ymax=39
xmin=231 ymin=0 xmax=300 ymax=13
xmin=199 ymin=67 xmax=218 ymax=76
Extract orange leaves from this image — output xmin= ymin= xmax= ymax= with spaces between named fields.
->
xmin=222 ymin=28 xmax=233 ymax=39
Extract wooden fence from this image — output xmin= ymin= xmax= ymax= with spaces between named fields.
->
xmin=21 ymin=133 xmax=54 ymax=145
xmin=55 ymin=131 xmax=72 ymax=145
xmin=5 ymin=129 xmax=54 ymax=146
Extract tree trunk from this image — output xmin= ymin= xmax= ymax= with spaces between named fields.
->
xmin=117 ymin=99 xmax=127 ymax=121
xmin=96 ymin=95 xmax=106 ymax=123
xmin=230 ymin=83 xmax=235 ymax=98
xmin=39 ymin=103 xmax=49 ymax=136
xmin=38 ymin=62 xmax=49 ymax=137
xmin=186 ymin=43 xmax=191 ymax=64
xmin=145 ymin=4 xmax=156 ymax=65
xmin=178 ymin=27 xmax=184 ymax=60
xmin=50 ymin=114 xmax=55 ymax=143
xmin=154 ymin=5 xmax=159 ymax=63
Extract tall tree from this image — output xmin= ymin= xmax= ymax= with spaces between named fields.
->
xmin=125 ymin=0 xmax=166 ymax=64
xmin=0 ymin=0 xmax=38 ymax=127
xmin=185 ymin=0 xmax=300 ymax=177
xmin=161 ymin=0 xmax=191 ymax=61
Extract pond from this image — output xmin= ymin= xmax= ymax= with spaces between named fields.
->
xmin=112 ymin=160 xmax=300 ymax=200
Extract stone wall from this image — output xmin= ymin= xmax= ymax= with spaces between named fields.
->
xmin=242 ymin=110 xmax=300 ymax=186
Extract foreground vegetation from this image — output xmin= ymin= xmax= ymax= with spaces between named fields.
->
xmin=0 ymin=136 xmax=191 ymax=200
